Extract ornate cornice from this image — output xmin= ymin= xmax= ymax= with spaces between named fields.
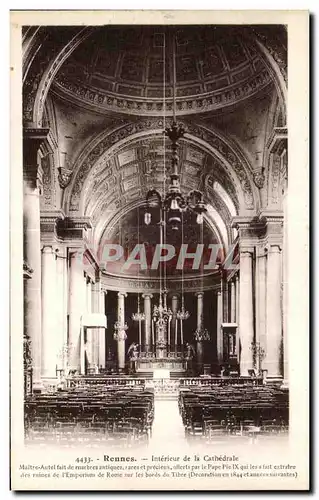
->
xmin=101 ymin=271 xmax=220 ymax=294
xmin=40 ymin=209 xmax=65 ymax=244
xmin=55 ymin=216 xmax=92 ymax=244
xmin=52 ymin=68 xmax=272 ymax=118
xmin=232 ymin=215 xmax=266 ymax=242
xmin=232 ymin=212 xmax=283 ymax=246
xmin=66 ymin=216 xmax=92 ymax=230
xmin=258 ymin=211 xmax=284 ymax=224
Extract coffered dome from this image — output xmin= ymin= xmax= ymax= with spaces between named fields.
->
xmin=52 ymin=25 xmax=272 ymax=115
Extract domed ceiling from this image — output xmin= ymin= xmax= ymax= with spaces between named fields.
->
xmin=52 ymin=25 xmax=272 ymax=115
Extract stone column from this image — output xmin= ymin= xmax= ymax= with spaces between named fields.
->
xmin=222 ymin=275 xmax=228 ymax=322
xmin=86 ymin=277 xmax=92 ymax=312
xmin=115 ymin=292 xmax=127 ymax=371
xmin=265 ymin=245 xmax=283 ymax=379
xmin=171 ymin=295 xmax=179 ymax=351
xmin=85 ymin=277 xmax=93 ymax=369
xmin=98 ymin=287 xmax=107 ymax=369
xmin=23 ymin=129 xmax=48 ymax=390
xmin=282 ymin=192 xmax=288 ymax=384
xmin=230 ymin=279 xmax=236 ymax=323
xmin=239 ymin=250 xmax=254 ymax=375
xmin=68 ymin=250 xmax=85 ymax=373
xmin=56 ymin=248 xmax=68 ymax=374
xmin=196 ymin=292 xmax=204 ymax=330
xmin=142 ymin=294 xmax=153 ymax=353
xmin=41 ymin=246 xmax=58 ymax=379
xmin=92 ymin=280 xmax=106 ymax=369
xmin=235 ymin=274 xmax=239 ymax=323
xmin=195 ymin=292 xmax=204 ymax=370
xmin=216 ymin=289 xmax=223 ymax=364
xmin=256 ymin=247 xmax=267 ymax=374
xmin=235 ymin=274 xmax=240 ymax=360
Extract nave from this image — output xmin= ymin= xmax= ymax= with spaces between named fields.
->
xmin=22 ymin=24 xmax=289 ymax=452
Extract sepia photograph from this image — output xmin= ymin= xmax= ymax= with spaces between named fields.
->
xmin=10 ymin=10 xmax=309 ymax=491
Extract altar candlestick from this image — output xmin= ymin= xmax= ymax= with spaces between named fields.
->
xmin=175 ymin=318 xmax=178 ymax=351
xmin=180 ymin=319 xmax=184 ymax=347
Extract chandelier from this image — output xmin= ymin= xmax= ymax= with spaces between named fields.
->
xmin=132 ymin=203 xmax=145 ymax=326
xmin=177 ymin=299 xmax=190 ymax=321
xmin=132 ymin=295 xmax=145 ymax=322
xmin=144 ymin=32 xmax=207 ymax=231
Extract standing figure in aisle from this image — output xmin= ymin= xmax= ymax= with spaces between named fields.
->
xmin=127 ymin=342 xmax=139 ymax=374
xmin=185 ymin=342 xmax=196 ymax=375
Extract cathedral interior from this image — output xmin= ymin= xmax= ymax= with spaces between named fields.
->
xmin=22 ymin=24 xmax=289 ymax=447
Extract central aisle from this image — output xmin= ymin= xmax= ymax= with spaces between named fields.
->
xmin=150 ymin=399 xmax=188 ymax=451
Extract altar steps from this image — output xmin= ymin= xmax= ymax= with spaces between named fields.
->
xmin=170 ymin=371 xmax=186 ymax=379
xmin=135 ymin=371 xmax=154 ymax=380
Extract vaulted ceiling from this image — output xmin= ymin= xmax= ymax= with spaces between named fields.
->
xmin=30 ymin=24 xmax=287 ymax=273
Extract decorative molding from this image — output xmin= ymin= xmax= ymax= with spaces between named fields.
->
xmin=56 ymin=216 xmax=92 ymax=243
xmin=253 ymin=171 xmax=266 ymax=189
xmin=58 ymin=166 xmax=73 ymax=189
xmin=270 ymin=154 xmax=281 ymax=205
xmin=102 ymin=271 xmax=220 ymax=294
xmin=52 ymin=68 xmax=272 ymax=118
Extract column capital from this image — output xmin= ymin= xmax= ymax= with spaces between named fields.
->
xmin=171 ymin=293 xmax=180 ymax=299
xmin=142 ymin=293 xmax=153 ymax=299
xmin=195 ymin=292 xmax=204 ymax=299
xmin=41 ymin=245 xmax=56 ymax=254
xmin=240 ymin=248 xmax=254 ymax=257
xmin=265 ymin=243 xmax=282 ymax=254
xmin=118 ymin=292 xmax=128 ymax=298
xmin=58 ymin=216 xmax=92 ymax=243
